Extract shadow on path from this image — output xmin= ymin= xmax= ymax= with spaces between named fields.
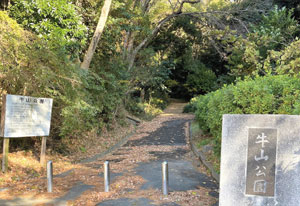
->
xmin=124 ymin=119 xmax=188 ymax=147
xmin=135 ymin=160 xmax=217 ymax=191
xmin=98 ymin=116 xmax=219 ymax=205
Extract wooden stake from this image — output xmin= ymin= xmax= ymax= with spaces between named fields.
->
xmin=2 ymin=138 xmax=9 ymax=173
xmin=40 ymin=136 xmax=47 ymax=165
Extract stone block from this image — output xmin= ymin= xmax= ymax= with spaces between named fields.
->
xmin=220 ymin=114 xmax=300 ymax=206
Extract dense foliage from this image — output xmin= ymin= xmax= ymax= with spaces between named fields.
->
xmin=195 ymin=75 xmax=300 ymax=156
xmin=2 ymin=0 xmax=300 ymax=155
xmin=151 ymin=15 xmax=227 ymax=99
xmin=9 ymin=0 xmax=87 ymax=58
xmin=188 ymin=2 xmax=300 ymax=159
xmin=0 ymin=11 xmax=125 ymax=151
xmin=227 ymin=6 xmax=299 ymax=78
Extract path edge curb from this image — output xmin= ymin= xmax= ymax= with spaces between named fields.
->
xmin=79 ymin=127 xmax=137 ymax=164
xmin=187 ymin=121 xmax=220 ymax=183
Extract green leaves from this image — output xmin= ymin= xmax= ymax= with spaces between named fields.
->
xmin=266 ymin=39 xmax=300 ymax=75
xmin=228 ymin=6 xmax=299 ymax=78
xmin=0 ymin=11 xmax=128 ymax=151
xmin=194 ymin=75 xmax=300 ymax=157
xmin=185 ymin=60 xmax=217 ymax=96
xmin=9 ymin=0 xmax=87 ymax=58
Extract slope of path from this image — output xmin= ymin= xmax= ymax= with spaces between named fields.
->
xmin=94 ymin=102 xmax=219 ymax=206
xmin=0 ymin=102 xmax=219 ymax=206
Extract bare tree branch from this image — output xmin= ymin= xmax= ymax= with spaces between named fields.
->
xmin=176 ymin=0 xmax=201 ymax=14
xmin=141 ymin=0 xmax=152 ymax=13
xmin=168 ymin=0 xmax=176 ymax=12
xmin=208 ymin=38 xmax=228 ymax=60
xmin=126 ymin=0 xmax=271 ymax=70
xmin=232 ymin=17 xmax=250 ymax=33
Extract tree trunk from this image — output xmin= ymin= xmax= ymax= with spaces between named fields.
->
xmin=80 ymin=0 xmax=112 ymax=70
xmin=0 ymin=0 xmax=10 ymax=10
xmin=125 ymin=0 xmax=204 ymax=70
xmin=122 ymin=31 xmax=130 ymax=60
xmin=122 ymin=31 xmax=136 ymax=61
xmin=127 ymin=13 xmax=178 ymax=70
xmin=140 ymin=88 xmax=145 ymax=102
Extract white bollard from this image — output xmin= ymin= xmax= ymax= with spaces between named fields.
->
xmin=162 ymin=161 xmax=169 ymax=195
xmin=104 ymin=161 xmax=110 ymax=192
xmin=47 ymin=161 xmax=53 ymax=193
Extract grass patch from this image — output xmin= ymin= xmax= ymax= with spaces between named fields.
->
xmin=191 ymin=120 xmax=220 ymax=174
xmin=191 ymin=121 xmax=201 ymax=137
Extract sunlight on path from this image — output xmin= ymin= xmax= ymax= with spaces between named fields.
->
xmin=162 ymin=101 xmax=189 ymax=115
xmin=0 ymin=197 xmax=51 ymax=206
xmin=93 ymin=100 xmax=217 ymax=206
xmin=0 ymin=100 xmax=217 ymax=206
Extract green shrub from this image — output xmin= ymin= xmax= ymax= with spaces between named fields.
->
xmin=265 ymin=39 xmax=300 ymax=75
xmin=185 ymin=61 xmax=217 ymax=96
xmin=141 ymin=102 xmax=163 ymax=118
xmin=0 ymin=11 xmax=125 ymax=152
xmin=0 ymin=11 xmax=80 ymax=141
xmin=149 ymin=97 xmax=168 ymax=110
xmin=195 ymin=75 xmax=300 ymax=156
xmin=9 ymin=0 xmax=87 ymax=58
xmin=125 ymin=97 xmax=164 ymax=120
xmin=183 ymin=96 xmax=200 ymax=113
xmin=228 ymin=6 xmax=299 ymax=78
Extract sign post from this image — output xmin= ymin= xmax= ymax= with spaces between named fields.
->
xmin=2 ymin=138 xmax=9 ymax=173
xmin=40 ymin=136 xmax=47 ymax=165
xmin=0 ymin=94 xmax=53 ymax=171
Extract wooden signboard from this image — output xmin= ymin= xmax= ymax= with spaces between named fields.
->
xmin=1 ymin=94 xmax=53 ymax=172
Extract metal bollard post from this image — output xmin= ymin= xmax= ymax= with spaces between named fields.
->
xmin=47 ymin=161 xmax=53 ymax=193
xmin=162 ymin=161 xmax=169 ymax=195
xmin=104 ymin=161 xmax=110 ymax=192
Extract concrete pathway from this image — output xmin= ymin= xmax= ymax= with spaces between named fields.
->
xmin=0 ymin=102 xmax=219 ymax=206
xmin=94 ymin=103 xmax=218 ymax=206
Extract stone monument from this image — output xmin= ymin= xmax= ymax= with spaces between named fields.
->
xmin=219 ymin=114 xmax=300 ymax=206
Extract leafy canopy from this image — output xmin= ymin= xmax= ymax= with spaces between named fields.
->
xmin=9 ymin=0 xmax=87 ymax=58
xmin=227 ymin=6 xmax=299 ymax=77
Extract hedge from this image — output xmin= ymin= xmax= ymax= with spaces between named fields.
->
xmin=195 ymin=75 xmax=300 ymax=156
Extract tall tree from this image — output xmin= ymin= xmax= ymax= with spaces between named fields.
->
xmin=124 ymin=0 xmax=202 ymax=70
xmin=123 ymin=0 xmax=271 ymax=70
xmin=81 ymin=0 xmax=112 ymax=70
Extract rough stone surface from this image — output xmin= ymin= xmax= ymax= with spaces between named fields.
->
xmin=51 ymin=182 xmax=94 ymax=206
xmin=124 ymin=119 xmax=187 ymax=146
xmin=98 ymin=172 xmax=123 ymax=182
xmin=135 ymin=160 xmax=217 ymax=191
xmin=220 ymin=114 xmax=300 ymax=206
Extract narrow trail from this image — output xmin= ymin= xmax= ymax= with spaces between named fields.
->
xmin=89 ymin=102 xmax=219 ymax=206
xmin=0 ymin=102 xmax=219 ymax=206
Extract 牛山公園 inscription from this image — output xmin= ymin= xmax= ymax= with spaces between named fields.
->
xmin=246 ymin=128 xmax=277 ymax=197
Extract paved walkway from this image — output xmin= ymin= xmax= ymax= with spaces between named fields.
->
xmin=92 ymin=103 xmax=218 ymax=206
xmin=0 ymin=103 xmax=219 ymax=205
